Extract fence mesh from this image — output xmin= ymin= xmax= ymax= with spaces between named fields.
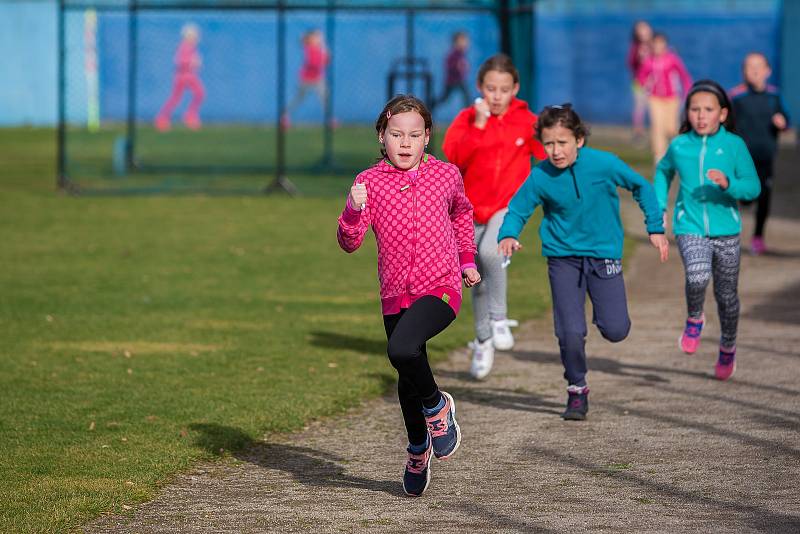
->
xmin=60 ymin=1 xmax=502 ymax=194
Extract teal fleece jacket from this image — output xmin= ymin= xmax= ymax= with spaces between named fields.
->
xmin=654 ymin=126 xmax=760 ymax=237
xmin=498 ymin=146 xmax=664 ymax=259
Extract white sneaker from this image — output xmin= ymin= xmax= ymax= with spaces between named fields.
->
xmin=469 ymin=338 xmax=495 ymax=380
xmin=491 ymin=319 xmax=518 ymax=351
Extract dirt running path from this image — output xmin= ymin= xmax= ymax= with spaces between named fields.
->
xmin=87 ymin=153 xmax=800 ymax=533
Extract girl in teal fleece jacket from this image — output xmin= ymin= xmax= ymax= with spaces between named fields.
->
xmin=498 ymin=104 xmax=668 ymax=420
xmin=653 ymin=79 xmax=760 ymax=381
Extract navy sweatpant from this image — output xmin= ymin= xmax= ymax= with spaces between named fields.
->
xmin=548 ymin=257 xmax=631 ymax=387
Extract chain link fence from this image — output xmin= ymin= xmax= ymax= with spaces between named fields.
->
xmin=59 ymin=0 xmax=505 ymax=194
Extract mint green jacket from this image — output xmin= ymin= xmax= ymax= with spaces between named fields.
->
xmin=654 ymin=126 xmax=761 ymax=237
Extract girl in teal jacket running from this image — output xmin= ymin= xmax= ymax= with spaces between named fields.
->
xmin=654 ymin=79 xmax=760 ymax=381
xmin=498 ymin=104 xmax=669 ymax=420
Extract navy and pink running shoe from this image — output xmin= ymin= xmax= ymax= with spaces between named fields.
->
xmin=403 ymin=440 xmax=433 ymax=497
xmin=424 ymin=391 xmax=461 ymax=460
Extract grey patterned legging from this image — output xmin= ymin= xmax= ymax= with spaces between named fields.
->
xmin=676 ymin=234 xmax=741 ymax=348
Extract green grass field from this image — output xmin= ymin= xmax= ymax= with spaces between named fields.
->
xmin=63 ymin=125 xmax=381 ymax=194
xmin=0 ymin=125 xmax=577 ymax=532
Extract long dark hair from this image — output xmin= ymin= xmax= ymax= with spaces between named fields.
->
xmin=375 ymin=94 xmax=432 ymax=160
xmin=535 ymin=103 xmax=590 ymax=142
xmin=679 ymin=79 xmax=736 ymax=134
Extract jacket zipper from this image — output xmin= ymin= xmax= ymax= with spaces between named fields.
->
xmin=569 ymin=166 xmax=581 ymax=199
xmin=699 ymin=135 xmax=710 ymax=236
xmin=494 ymin=119 xmax=503 ymax=183
xmin=405 ymin=163 xmax=421 ymax=296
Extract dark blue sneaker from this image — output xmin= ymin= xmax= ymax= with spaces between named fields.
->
xmin=424 ymin=391 xmax=461 ymax=459
xmin=562 ymin=386 xmax=589 ymax=421
xmin=402 ymin=440 xmax=432 ymax=497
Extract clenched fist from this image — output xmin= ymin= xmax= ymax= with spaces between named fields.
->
xmin=706 ymin=169 xmax=729 ymax=190
xmin=463 ymin=267 xmax=481 ymax=287
xmin=349 ymin=183 xmax=367 ymax=210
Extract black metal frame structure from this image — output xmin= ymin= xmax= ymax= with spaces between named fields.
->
xmin=57 ymin=0 xmax=536 ymax=194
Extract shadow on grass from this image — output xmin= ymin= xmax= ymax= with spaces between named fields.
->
xmin=189 ymin=423 xmax=401 ymax=497
xmin=309 ymin=330 xmax=387 ymax=357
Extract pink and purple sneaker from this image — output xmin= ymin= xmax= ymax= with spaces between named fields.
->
xmin=679 ymin=315 xmax=704 ymax=354
xmin=751 ymin=236 xmax=766 ymax=256
xmin=562 ymin=385 xmax=589 ymax=421
xmin=715 ymin=346 xmax=737 ymax=381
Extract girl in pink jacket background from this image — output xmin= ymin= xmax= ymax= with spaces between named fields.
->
xmin=337 ymin=95 xmax=480 ymax=497
xmin=155 ymin=23 xmax=205 ymax=132
xmin=282 ymin=29 xmax=330 ymax=128
xmin=626 ymin=20 xmax=653 ymax=143
xmin=637 ymin=32 xmax=692 ymax=163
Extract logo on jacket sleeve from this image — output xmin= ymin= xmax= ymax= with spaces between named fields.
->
xmin=515 ymin=137 xmax=525 ymax=146
xmin=715 ymin=148 xmax=724 ymax=155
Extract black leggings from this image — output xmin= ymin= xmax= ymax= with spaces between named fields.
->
xmin=383 ymin=296 xmax=456 ymax=445
xmin=741 ymin=158 xmax=773 ymax=238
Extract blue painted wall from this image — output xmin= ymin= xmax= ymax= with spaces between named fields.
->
xmin=781 ymin=0 xmax=800 ymax=127
xmin=534 ymin=2 xmax=782 ymax=123
xmin=0 ymin=0 xmax=791 ymax=126
xmin=0 ymin=2 xmax=58 ymax=125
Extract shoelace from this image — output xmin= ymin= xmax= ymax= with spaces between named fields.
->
xmin=468 ymin=341 xmax=486 ymax=361
xmin=406 ymin=451 xmax=428 ymax=474
xmin=569 ymin=396 xmax=584 ymax=409
xmin=718 ymin=350 xmax=735 ymax=366
xmin=684 ymin=320 xmax=703 ymax=338
xmin=426 ymin=416 xmax=449 ymax=438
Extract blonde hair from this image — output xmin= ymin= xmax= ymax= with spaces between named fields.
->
xmin=181 ymin=23 xmax=200 ymax=40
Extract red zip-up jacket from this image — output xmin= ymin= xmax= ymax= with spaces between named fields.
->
xmin=337 ymin=155 xmax=477 ymax=316
xmin=442 ymin=98 xmax=546 ymax=224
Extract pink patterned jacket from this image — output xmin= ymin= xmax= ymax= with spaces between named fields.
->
xmin=337 ymin=155 xmax=477 ymax=316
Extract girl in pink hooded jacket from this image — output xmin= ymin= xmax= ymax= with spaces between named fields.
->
xmin=337 ymin=95 xmax=480 ymax=497
xmin=637 ymin=32 xmax=692 ymax=163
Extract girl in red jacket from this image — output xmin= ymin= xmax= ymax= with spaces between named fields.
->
xmin=442 ymin=53 xmax=546 ymax=380
xmin=337 ymin=95 xmax=480 ymax=497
